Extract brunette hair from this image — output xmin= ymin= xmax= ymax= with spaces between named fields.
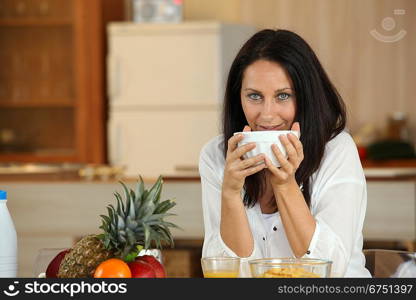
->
xmin=222 ymin=29 xmax=346 ymax=207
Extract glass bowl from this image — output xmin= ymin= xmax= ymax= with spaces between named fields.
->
xmin=249 ymin=258 xmax=332 ymax=278
xmin=201 ymin=257 xmax=241 ymax=278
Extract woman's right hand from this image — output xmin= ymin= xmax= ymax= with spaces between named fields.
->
xmin=222 ymin=126 xmax=266 ymax=196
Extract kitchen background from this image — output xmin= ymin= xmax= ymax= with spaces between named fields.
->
xmin=0 ymin=0 xmax=415 ymax=277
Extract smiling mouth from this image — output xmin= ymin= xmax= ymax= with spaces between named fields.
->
xmin=257 ymin=124 xmax=285 ymax=131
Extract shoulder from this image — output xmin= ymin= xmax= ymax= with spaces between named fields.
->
xmin=199 ymin=135 xmax=226 ymax=174
xmin=326 ymin=130 xmax=357 ymax=152
xmin=310 ymin=130 xmax=365 ymax=190
xmin=200 ymin=135 xmax=225 ymax=162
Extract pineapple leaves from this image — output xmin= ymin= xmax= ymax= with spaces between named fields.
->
xmin=142 ymin=223 xmax=151 ymax=250
xmin=100 ymin=175 xmax=178 ymax=253
xmin=155 ymin=199 xmax=176 ymax=214
xmin=99 ymin=215 xmax=110 ymax=233
xmin=117 ymin=216 xmax=125 ymax=231
xmin=143 ymin=213 xmax=176 ymax=222
xmin=128 ymin=191 xmax=136 ymax=220
xmin=123 ymin=244 xmax=144 ymax=262
xmin=106 ymin=206 xmax=114 ymax=221
xmin=136 ymin=177 xmax=162 ymax=219
xmin=158 ymin=226 xmax=175 ymax=248
xmin=120 ymin=182 xmax=134 ymax=220
xmin=125 ymin=228 xmax=136 ymax=246
xmin=135 ymin=176 xmax=145 ymax=203
xmin=114 ymin=192 xmax=125 ymax=219
xmin=145 ymin=176 xmax=163 ymax=205
xmin=100 ymin=214 xmax=111 ymax=224
xmin=126 ymin=216 xmax=138 ymax=230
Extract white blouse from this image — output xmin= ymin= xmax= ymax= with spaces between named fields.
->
xmin=199 ymin=131 xmax=371 ymax=277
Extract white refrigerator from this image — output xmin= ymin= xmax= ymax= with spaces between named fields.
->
xmin=107 ymin=21 xmax=256 ymax=178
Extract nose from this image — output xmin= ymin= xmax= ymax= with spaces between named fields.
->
xmin=259 ymin=98 xmax=275 ymax=121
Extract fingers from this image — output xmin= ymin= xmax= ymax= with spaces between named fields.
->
xmin=264 ymin=156 xmax=287 ymax=178
xmin=287 ymin=133 xmax=304 ymax=162
xmin=227 ymin=133 xmax=244 ymax=155
xmin=226 ymin=125 xmax=251 ymax=155
xmin=243 ymin=125 xmax=252 ymax=132
xmin=232 ymin=142 xmax=258 ymax=161
xmin=226 ymin=132 xmax=265 ymax=177
xmin=242 ymin=161 xmax=266 ymax=177
xmin=291 ymin=122 xmax=301 ymax=137
xmin=239 ymin=153 xmax=265 ymax=169
xmin=271 ymin=143 xmax=294 ymax=174
xmin=226 ymin=154 xmax=265 ymax=183
xmin=279 ymin=134 xmax=299 ymax=168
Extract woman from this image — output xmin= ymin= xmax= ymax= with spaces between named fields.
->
xmin=199 ymin=29 xmax=371 ymax=277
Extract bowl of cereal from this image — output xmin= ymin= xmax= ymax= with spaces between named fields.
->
xmin=248 ymin=258 xmax=332 ymax=278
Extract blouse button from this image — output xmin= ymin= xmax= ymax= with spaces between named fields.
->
xmin=262 ymin=237 xmax=266 ymax=241
xmin=273 ymin=226 xmax=277 ymax=231
xmin=306 ymin=250 xmax=311 ymax=255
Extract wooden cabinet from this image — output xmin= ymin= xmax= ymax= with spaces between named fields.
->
xmin=0 ymin=0 xmax=124 ymax=163
xmin=364 ymin=180 xmax=416 ymax=241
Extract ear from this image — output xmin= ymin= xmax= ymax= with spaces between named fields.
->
xmin=291 ymin=122 xmax=300 ymax=136
xmin=243 ymin=125 xmax=252 ymax=132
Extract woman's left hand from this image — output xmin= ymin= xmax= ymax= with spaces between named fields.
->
xmin=264 ymin=122 xmax=304 ymax=188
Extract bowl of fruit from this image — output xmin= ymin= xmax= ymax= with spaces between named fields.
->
xmin=248 ymin=258 xmax=332 ymax=278
xmin=41 ymin=176 xmax=178 ymax=278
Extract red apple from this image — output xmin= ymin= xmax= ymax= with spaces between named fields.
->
xmin=128 ymin=260 xmax=156 ymax=278
xmin=46 ymin=249 xmax=70 ymax=278
xmin=136 ymin=255 xmax=166 ymax=278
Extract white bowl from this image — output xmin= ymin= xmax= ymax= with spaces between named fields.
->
xmin=234 ymin=130 xmax=300 ymax=167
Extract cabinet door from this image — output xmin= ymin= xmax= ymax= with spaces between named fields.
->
xmin=364 ymin=181 xmax=415 ymax=240
xmin=108 ymin=109 xmax=220 ymax=178
xmin=0 ymin=0 xmax=124 ymax=163
xmin=108 ymin=25 xmax=221 ymax=106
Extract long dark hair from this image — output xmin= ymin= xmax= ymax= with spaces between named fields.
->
xmin=222 ymin=29 xmax=346 ymax=207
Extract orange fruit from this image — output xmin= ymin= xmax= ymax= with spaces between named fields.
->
xmin=93 ymin=258 xmax=132 ymax=278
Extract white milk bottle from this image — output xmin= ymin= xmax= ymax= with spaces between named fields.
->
xmin=0 ymin=190 xmax=18 ymax=277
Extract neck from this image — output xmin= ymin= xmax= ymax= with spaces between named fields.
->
xmin=258 ymin=170 xmax=278 ymax=213
xmin=259 ymin=188 xmax=278 ymax=214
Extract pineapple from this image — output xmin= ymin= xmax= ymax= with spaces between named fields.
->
xmin=57 ymin=176 xmax=177 ymax=278
xmin=57 ymin=235 xmax=113 ymax=278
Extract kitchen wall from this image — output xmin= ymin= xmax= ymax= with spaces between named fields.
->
xmin=184 ymin=0 xmax=416 ymax=146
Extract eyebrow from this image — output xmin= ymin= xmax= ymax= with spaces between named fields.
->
xmin=244 ymin=87 xmax=293 ymax=93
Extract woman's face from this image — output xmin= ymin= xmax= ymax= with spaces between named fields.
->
xmin=240 ymin=59 xmax=296 ymax=131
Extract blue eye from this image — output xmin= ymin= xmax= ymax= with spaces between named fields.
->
xmin=248 ymin=93 xmax=262 ymax=101
xmin=277 ymin=93 xmax=291 ymax=101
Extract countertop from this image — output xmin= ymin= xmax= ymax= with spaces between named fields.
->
xmin=1 ymin=159 xmax=416 ymax=182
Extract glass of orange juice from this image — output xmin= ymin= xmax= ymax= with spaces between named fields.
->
xmin=201 ymin=257 xmax=240 ymax=278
